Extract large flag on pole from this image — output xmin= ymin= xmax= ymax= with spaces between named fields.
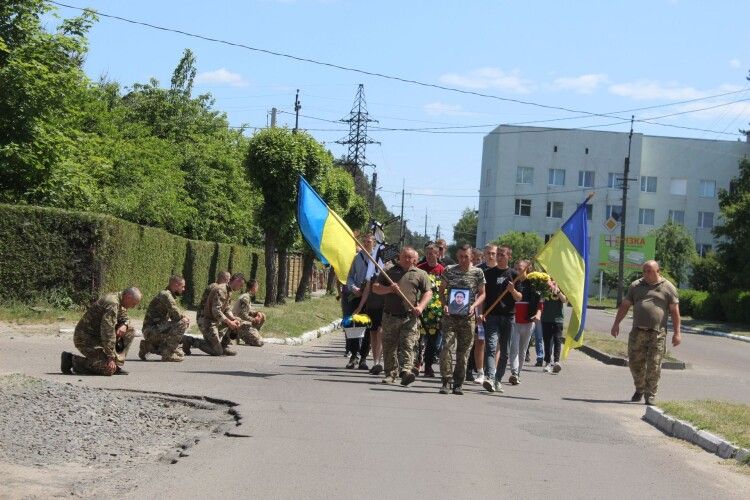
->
xmin=535 ymin=197 xmax=591 ymax=358
xmin=297 ymin=176 xmax=357 ymax=284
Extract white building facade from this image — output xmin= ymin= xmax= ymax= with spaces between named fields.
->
xmin=476 ymin=125 xmax=750 ymax=284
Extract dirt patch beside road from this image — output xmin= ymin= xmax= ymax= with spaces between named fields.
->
xmin=0 ymin=374 xmax=236 ymax=498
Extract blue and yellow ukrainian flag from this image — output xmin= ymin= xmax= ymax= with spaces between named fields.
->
xmin=297 ymin=176 xmax=357 ymax=284
xmin=535 ymin=198 xmax=590 ymax=357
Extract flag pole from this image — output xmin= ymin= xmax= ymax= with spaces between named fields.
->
xmin=482 ymin=192 xmax=595 ymax=319
xmin=329 ymin=210 xmax=419 ymax=313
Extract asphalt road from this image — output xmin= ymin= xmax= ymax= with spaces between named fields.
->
xmin=1 ymin=321 xmax=749 ymax=499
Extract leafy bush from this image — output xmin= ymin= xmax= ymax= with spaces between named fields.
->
xmin=689 ymin=291 xmax=724 ymax=321
xmin=0 ymin=204 xmax=266 ymax=308
xmin=718 ymin=290 xmax=750 ymax=324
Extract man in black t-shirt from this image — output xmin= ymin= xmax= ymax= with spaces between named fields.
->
xmin=480 ymin=245 xmax=521 ymax=393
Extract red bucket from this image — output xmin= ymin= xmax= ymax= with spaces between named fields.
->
xmin=515 ymin=302 xmax=529 ymax=323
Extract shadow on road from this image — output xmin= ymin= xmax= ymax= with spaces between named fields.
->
xmin=561 ymin=397 xmax=634 ymax=405
xmin=186 ymin=370 xmax=279 ymax=378
xmin=369 ymin=387 xmax=437 ymax=395
xmin=313 ymin=377 xmax=380 ymax=385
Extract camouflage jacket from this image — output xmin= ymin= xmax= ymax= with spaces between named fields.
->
xmin=143 ymin=289 xmax=184 ymax=328
xmin=75 ymin=292 xmax=128 ymax=358
xmin=196 ymin=283 xmax=217 ymax=321
xmin=203 ymin=283 xmax=234 ymax=324
xmin=232 ymin=293 xmax=259 ymax=322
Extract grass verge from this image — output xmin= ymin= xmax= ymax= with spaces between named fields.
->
xmin=583 ymin=330 xmax=679 ymax=362
xmin=587 ymin=297 xmax=618 ymax=309
xmin=0 ymin=301 xmax=146 ymax=324
xmin=679 ymin=316 xmax=750 ymax=337
xmin=660 ymin=400 xmax=750 ymax=452
xmin=259 ymin=295 xmax=341 ymax=338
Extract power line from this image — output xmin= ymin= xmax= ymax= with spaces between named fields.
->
xmin=47 ymin=1 xmax=750 ymax=133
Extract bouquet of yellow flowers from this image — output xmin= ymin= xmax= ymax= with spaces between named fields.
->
xmin=525 ymin=271 xmax=553 ymax=299
xmin=420 ymin=274 xmax=443 ymax=335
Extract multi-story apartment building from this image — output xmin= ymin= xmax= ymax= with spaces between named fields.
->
xmin=476 ymin=125 xmax=750 ymax=285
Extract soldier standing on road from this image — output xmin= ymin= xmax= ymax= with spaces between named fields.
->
xmin=230 ymin=279 xmax=266 ymax=347
xmin=438 ymin=245 xmax=486 ymax=395
xmin=61 ymin=288 xmax=142 ymax=376
xmin=373 ymin=247 xmax=432 ymax=387
xmin=611 ymin=260 xmax=681 ymax=405
xmin=184 ymin=273 xmax=245 ymax=356
xmin=139 ymin=276 xmax=190 ymax=362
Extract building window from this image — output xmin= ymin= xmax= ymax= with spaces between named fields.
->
xmin=516 ymin=166 xmax=534 ymax=184
xmin=481 ymin=231 xmax=487 ymax=245
xmin=606 ymin=205 xmax=622 ymax=221
xmin=585 ymin=147 xmax=589 ymax=155
xmin=670 ymin=178 xmax=687 ymax=196
xmin=697 ymin=211 xmax=714 ymax=229
xmin=546 ymin=201 xmax=563 ymax=218
xmin=638 ymin=208 xmax=655 ymax=225
xmin=696 ymin=244 xmax=713 ymax=257
xmin=585 ymin=204 xmax=592 ymax=221
xmin=548 ymin=168 xmax=565 ymax=186
xmin=668 ymin=209 xmax=685 ymax=225
xmin=640 ymin=176 xmax=657 ymax=193
xmin=514 ymin=199 xmax=531 ymax=216
xmin=607 ymin=172 xmax=622 ymax=189
xmin=578 ymin=170 xmax=595 ymax=188
xmin=699 ymin=179 xmax=716 ymax=198
xmin=553 ymin=146 xmax=558 ymax=153
xmin=482 ymin=199 xmax=489 ymax=218
xmin=544 ymin=234 xmax=553 ymax=243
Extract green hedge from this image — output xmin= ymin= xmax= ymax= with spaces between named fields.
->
xmin=0 ymin=204 xmax=266 ymax=308
xmin=678 ymin=288 xmax=750 ymax=323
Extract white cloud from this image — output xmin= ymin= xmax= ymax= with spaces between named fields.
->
xmin=195 ymin=68 xmax=249 ymax=87
xmin=729 ymin=58 xmax=743 ymax=69
xmin=608 ymin=80 xmax=708 ymax=100
xmin=551 ymin=73 xmax=608 ymax=94
xmin=423 ymin=101 xmax=476 ymax=117
xmin=438 ymin=67 xmax=532 ymax=94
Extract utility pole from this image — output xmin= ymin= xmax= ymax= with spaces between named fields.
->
xmin=293 ymin=89 xmax=301 ymax=133
xmin=370 ymin=171 xmax=378 ymax=212
xmin=399 ymin=179 xmax=405 ymax=243
xmin=616 ymin=116 xmax=636 ymax=306
xmin=270 ymin=107 xmax=277 ymax=128
xmin=435 ymin=225 xmax=441 ymax=240
xmin=424 ymin=208 xmax=428 ymax=238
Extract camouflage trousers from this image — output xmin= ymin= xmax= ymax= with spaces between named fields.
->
xmin=382 ymin=312 xmax=419 ymax=379
xmin=192 ymin=318 xmax=232 ymax=356
xmin=628 ymin=327 xmax=667 ymax=396
xmin=440 ymin=316 xmax=474 ymax=385
xmin=142 ymin=321 xmax=187 ymax=359
xmin=71 ymin=328 xmax=134 ymax=375
xmin=228 ymin=321 xmax=264 ymax=347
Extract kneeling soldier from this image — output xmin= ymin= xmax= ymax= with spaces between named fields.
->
xmin=139 ymin=275 xmax=190 ymax=362
xmin=183 ymin=273 xmax=245 ymax=356
xmin=230 ymin=279 xmax=265 ymax=347
xmin=61 ymin=288 xmax=142 ymax=376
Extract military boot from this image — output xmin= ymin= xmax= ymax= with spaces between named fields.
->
xmin=162 ymin=352 xmax=184 ymax=362
xmin=222 ymin=347 xmax=237 ymax=356
xmin=182 ymin=336 xmax=193 ymax=355
xmin=439 ymin=378 xmax=451 ymax=394
xmin=60 ymin=352 xmax=73 ymax=375
xmin=138 ymin=340 xmax=149 ymax=361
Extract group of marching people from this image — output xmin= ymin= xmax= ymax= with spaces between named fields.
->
xmin=341 ymin=237 xmax=566 ymax=394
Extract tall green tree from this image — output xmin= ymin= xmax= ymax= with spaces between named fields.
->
xmin=452 ymin=208 xmax=478 ymax=247
xmin=714 ymin=157 xmax=750 ymax=288
xmin=493 ymin=231 xmax=544 ymax=263
xmin=244 ymin=128 xmax=331 ymax=305
xmin=649 ymin=221 xmax=697 ymax=287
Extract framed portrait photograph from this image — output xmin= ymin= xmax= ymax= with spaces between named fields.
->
xmin=448 ymin=288 xmax=470 ymax=316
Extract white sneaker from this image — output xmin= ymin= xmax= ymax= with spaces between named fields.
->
xmin=544 ymin=363 xmax=554 ymax=373
xmin=474 ymin=373 xmax=485 ymax=384
xmin=494 ymin=380 xmax=504 ymax=393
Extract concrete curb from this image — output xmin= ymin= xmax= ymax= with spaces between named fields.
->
xmin=577 ymin=345 xmax=687 ymax=370
xmin=643 ymin=406 xmax=750 ymax=466
xmin=679 ymin=324 xmax=750 ymax=344
xmin=262 ymin=318 xmax=343 ymax=346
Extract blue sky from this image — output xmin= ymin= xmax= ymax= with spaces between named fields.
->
xmin=48 ymin=0 xmax=749 ymax=243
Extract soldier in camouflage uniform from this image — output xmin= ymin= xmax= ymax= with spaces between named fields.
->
xmin=438 ymin=245 xmax=486 ymax=395
xmin=229 ymin=279 xmax=265 ymax=347
xmin=196 ymin=271 xmax=231 ymax=323
xmin=611 ymin=260 xmax=681 ymax=405
xmin=61 ymin=288 xmax=142 ymax=376
xmin=183 ymin=273 xmax=245 ymax=356
xmin=139 ymin=275 xmax=190 ymax=362
xmin=373 ymin=247 xmax=432 ymax=387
